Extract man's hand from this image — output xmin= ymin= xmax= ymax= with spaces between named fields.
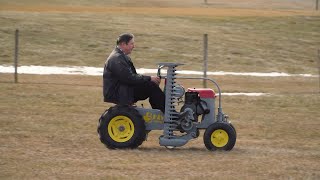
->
xmin=150 ymin=76 xmax=161 ymax=85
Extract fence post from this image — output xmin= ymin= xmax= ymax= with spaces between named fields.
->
xmin=316 ymin=0 xmax=319 ymax=10
xmin=203 ymin=34 xmax=208 ymax=88
xmin=318 ymin=49 xmax=320 ymax=93
xmin=14 ymin=29 xmax=19 ymax=83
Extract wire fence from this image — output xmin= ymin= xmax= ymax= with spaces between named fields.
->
xmin=4 ymin=29 xmax=320 ymax=93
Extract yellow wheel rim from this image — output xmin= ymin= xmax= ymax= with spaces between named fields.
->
xmin=108 ymin=115 xmax=134 ymax=142
xmin=211 ymin=129 xmax=229 ymax=147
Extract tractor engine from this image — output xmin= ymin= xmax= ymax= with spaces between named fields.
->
xmin=180 ymin=91 xmax=210 ymax=122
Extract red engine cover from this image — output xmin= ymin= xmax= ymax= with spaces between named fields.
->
xmin=187 ymin=88 xmax=216 ymax=98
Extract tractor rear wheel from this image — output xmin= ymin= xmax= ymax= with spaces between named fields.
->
xmin=203 ymin=122 xmax=236 ymax=151
xmin=98 ymin=105 xmax=146 ymax=149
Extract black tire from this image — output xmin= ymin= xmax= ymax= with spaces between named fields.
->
xmin=229 ymin=122 xmax=237 ymax=138
xmin=97 ymin=105 xmax=146 ymax=149
xmin=203 ymin=122 xmax=236 ymax=151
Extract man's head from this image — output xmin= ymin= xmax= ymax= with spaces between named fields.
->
xmin=117 ymin=33 xmax=135 ymax=55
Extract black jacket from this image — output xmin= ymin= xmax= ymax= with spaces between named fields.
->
xmin=103 ymin=47 xmax=151 ymax=104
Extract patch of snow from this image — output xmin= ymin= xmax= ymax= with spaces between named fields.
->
xmin=0 ymin=65 xmax=317 ymax=77
xmin=221 ymin=93 xmax=271 ymax=96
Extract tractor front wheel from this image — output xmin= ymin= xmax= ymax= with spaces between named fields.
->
xmin=203 ymin=122 xmax=236 ymax=151
xmin=98 ymin=105 xmax=146 ymax=149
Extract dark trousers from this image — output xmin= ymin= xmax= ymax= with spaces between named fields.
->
xmin=133 ymin=81 xmax=165 ymax=113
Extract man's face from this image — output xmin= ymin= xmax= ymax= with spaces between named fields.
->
xmin=120 ymin=38 xmax=135 ymax=55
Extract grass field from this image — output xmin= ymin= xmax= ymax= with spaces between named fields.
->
xmin=0 ymin=0 xmax=317 ymax=9
xmin=1 ymin=0 xmax=320 ymax=179
xmin=1 ymin=1 xmax=320 ymax=74
xmin=0 ymin=73 xmax=319 ymax=179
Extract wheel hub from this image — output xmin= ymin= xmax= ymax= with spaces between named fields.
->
xmin=211 ymin=129 xmax=229 ymax=147
xmin=118 ymin=125 xmax=125 ymax=132
xmin=108 ymin=116 xmax=135 ymax=143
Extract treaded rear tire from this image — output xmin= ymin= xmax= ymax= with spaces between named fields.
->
xmin=97 ymin=105 xmax=146 ymax=149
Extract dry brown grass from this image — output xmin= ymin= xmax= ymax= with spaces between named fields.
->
xmin=0 ymin=0 xmax=317 ymax=10
xmin=0 ymin=0 xmax=320 ymax=179
xmin=1 ymin=2 xmax=319 ymax=74
xmin=0 ymin=73 xmax=319 ymax=179
xmin=1 ymin=5 xmax=318 ymax=17
xmin=1 ymin=11 xmax=319 ymax=74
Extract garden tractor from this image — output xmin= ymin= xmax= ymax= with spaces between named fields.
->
xmin=97 ymin=63 xmax=236 ymax=151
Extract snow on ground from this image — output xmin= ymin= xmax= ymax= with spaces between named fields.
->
xmin=0 ymin=65 xmax=317 ymax=77
xmin=1 ymin=65 xmax=317 ymax=96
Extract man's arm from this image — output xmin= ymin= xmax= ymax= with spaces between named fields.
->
xmin=150 ymin=76 xmax=161 ymax=85
xmin=108 ymin=58 xmax=151 ymax=85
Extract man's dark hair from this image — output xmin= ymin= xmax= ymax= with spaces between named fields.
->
xmin=116 ymin=33 xmax=134 ymax=45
